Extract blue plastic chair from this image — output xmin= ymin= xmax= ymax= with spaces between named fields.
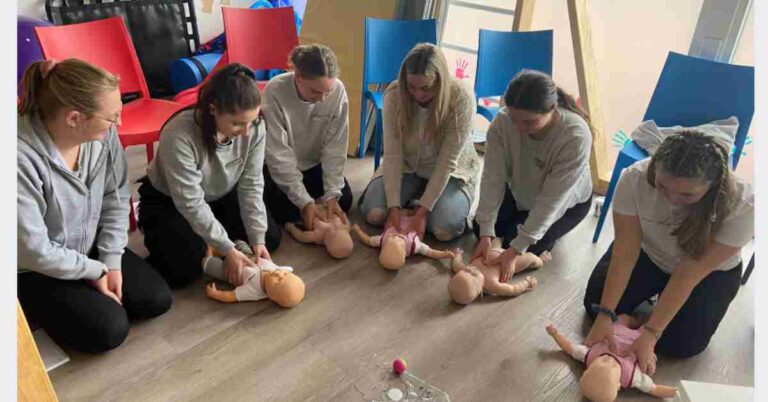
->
xmin=593 ymin=51 xmax=754 ymax=243
xmin=475 ymin=29 xmax=553 ymax=122
xmin=359 ymin=18 xmax=437 ymax=169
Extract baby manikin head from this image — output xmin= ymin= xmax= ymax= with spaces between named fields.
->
xmin=324 ymin=228 xmax=354 ymax=259
xmin=579 ymin=355 xmax=621 ymax=402
xmin=263 ymin=270 xmax=306 ymax=308
xmin=448 ymin=266 xmax=484 ymax=304
xmin=379 ymin=236 xmax=407 ymax=270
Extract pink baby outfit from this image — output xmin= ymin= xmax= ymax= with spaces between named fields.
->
xmin=584 ymin=323 xmax=641 ymax=388
xmin=380 ymin=227 xmax=419 ymax=256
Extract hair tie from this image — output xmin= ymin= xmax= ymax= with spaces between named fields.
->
xmin=40 ymin=59 xmax=59 ymax=79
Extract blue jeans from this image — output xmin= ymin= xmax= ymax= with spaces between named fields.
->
xmin=359 ymin=174 xmax=470 ymax=241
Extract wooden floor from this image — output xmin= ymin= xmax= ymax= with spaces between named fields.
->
xmin=48 ymin=148 xmax=755 ymax=402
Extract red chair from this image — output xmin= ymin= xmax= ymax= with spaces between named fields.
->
xmin=35 ymin=16 xmax=184 ymax=231
xmin=173 ymin=7 xmax=298 ymax=107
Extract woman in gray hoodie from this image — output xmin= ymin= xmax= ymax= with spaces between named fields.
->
xmin=138 ymin=63 xmax=280 ymax=288
xmin=17 ymin=59 xmax=172 ymax=353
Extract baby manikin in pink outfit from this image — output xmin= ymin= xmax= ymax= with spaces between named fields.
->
xmin=545 ymin=315 xmax=678 ymax=402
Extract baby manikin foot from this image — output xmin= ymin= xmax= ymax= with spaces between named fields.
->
xmin=539 ymin=250 xmax=552 ymax=264
xmin=524 ymin=276 xmax=538 ymax=290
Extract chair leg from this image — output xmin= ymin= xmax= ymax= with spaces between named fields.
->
xmin=373 ymin=107 xmax=383 ymax=170
xmin=359 ymin=99 xmax=369 ymax=159
xmin=129 ymin=198 xmax=137 ymax=232
xmin=592 ymin=153 xmax=634 ymax=243
xmin=741 ymin=253 xmax=755 ymax=285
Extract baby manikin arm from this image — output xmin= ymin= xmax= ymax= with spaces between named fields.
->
xmin=413 ymin=239 xmax=454 ymax=260
xmin=484 ymin=277 xmax=536 ymax=297
xmin=285 ymin=222 xmax=321 ymax=244
xmin=545 ymin=325 xmax=585 ymax=360
xmin=352 ymin=224 xmax=381 ymax=248
xmin=632 ymin=371 xmax=677 ymax=398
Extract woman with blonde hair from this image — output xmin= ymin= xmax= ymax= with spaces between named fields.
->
xmin=359 ymin=43 xmax=480 ymax=242
xmin=18 ymin=59 xmax=171 ymax=353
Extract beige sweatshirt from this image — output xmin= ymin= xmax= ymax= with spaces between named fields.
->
xmin=474 ymin=107 xmax=593 ymax=253
xmin=262 ymin=72 xmax=349 ymax=209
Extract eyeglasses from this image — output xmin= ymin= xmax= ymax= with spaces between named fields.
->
xmin=94 ymin=114 xmax=121 ymax=131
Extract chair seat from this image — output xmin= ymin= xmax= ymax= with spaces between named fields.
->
xmin=172 ymin=80 xmax=269 ymax=108
xmin=118 ymin=99 xmax=183 ymax=147
xmin=619 ymin=139 xmax=649 ymax=162
xmin=477 ymin=104 xmax=500 ymax=122
xmin=364 ymin=90 xmax=384 ymax=110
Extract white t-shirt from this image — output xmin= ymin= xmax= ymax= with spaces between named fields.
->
xmin=612 ymin=159 xmax=754 ymax=273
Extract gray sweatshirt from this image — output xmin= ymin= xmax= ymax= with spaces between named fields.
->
xmin=18 ymin=113 xmax=130 ymax=280
xmin=475 ymin=107 xmax=593 ymax=253
xmin=147 ymin=110 xmax=268 ymax=252
xmin=262 ymin=72 xmax=349 ymax=209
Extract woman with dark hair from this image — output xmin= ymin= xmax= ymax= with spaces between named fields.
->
xmin=18 ymin=59 xmax=171 ymax=353
xmin=584 ymin=131 xmax=753 ymax=370
xmin=262 ymin=44 xmax=353 ymax=231
xmin=138 ymin=63 xmax=280 ymax=287
xmin=472 ymin=69 xmax=594 ymax=283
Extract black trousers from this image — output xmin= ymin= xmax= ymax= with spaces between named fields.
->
xmin=137 ymin=177 xmax=281 ymax=287
xmin=583 ymin=244 xmax=742 ymax=358
xmin=473 ymin=188 xmax=592 ymax=255
xmin=18 ymin=249 xmax=172 ymax=354
xmin=263 ymin=163 xmax=353 ymax=224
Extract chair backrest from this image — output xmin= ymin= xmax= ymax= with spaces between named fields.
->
xmin=475 ymin=29 xmax=553 ymax=99
xmin=643 ymin=51 xmax=754 ymax=167
xmin=35 ymin=16 xmax=150 ymax=100
xmin=363 ymin=18 xmax=437 ymax=89
xmin=45 ymin=0 xmax=200 ymax=97
xmin=222 ymin=7 xmax=298 ymax=71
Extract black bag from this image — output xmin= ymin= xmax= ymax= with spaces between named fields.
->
xmin=46 ymin=0 xmax=201 ymax=97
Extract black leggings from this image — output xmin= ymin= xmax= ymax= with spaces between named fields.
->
xmin=473 ymin=188 xmax=592 ymax=255
xmin=263 ymin=163 xmax=353 ymax=225
xmin=18 ymin=249 xmax=172 ymax=354
xmin=137 ymin=178 xmax=281 ymax=287
xmin=583 ymin=244 xmax=742 ymax=358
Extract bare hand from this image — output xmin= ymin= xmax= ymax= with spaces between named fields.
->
xmin=471 ymin=236 xmax=493 ymax=262
xmin=326 ymin=198 xmax=348 ymax=224
xmin=301 ymin=202 xmax=324 ymax=231
xmin=106 ymin=270 xmax=123 ymax=301
xmin=252 ymin=244 xmax=272 ymax=264
xmin=385 ymin=207 xmax=401 ymax=232
xmin=623 ymin=330 xmax=658 ymax=375
xmin=584 ymin=314 xmax=615 ymax=350
xmin=487 ymin=247 xmax=520 ymax=283
xmin=86 ymin=275 xmax=122 ymax=305
xmin=224 ymin=247 xmax=256 ymax=286
xmin=401 ymin=206 xmax=428 ymax=239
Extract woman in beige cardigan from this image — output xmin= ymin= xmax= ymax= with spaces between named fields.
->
xmin=359 ymin=43 xmax=480 ymax=241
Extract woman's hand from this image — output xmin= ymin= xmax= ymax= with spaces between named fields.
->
xmin=326 ymin=198 xmax=348 ymax=224
xmin=224 ymin=247 xmax=256 ymax=286
xmin=487 ymin=247 xmax=520 ymax=283
xmin=623 ymin=329 xmax=659 ymax=375
xmin=471 ymin=236 xmax=493 ymax=262
xmin=106 ymin=270 xmax=123 ymax=302
xmin=584 ymin=314 xmax=615 ymax=349
xmin=86 ymin=274 xmax=121 ymax=305
xmin=385 ymin=207 xmax=402 ymax=232
xmin=402 ymin=206 xmax=428 ymax=239
xmin=252 ymin=244 xmax=272 ymax=264
xmin=301 ymin=202 xmax=325 ymax=231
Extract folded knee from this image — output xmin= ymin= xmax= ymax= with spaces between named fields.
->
xmin=432 ymin=225 xmax=463 ymax=242
xmin=366 ymin=208 xmax=387 ymax=226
